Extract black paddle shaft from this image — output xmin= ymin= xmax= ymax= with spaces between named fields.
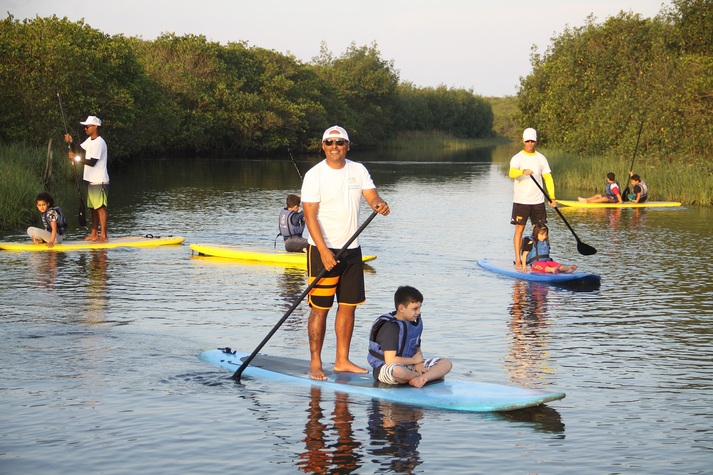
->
xmin=232 ymin=209 xmax=379 ymax=382
xmin=57 ymin=91 xmax=87 ymax=227
xmin=287 ymin=146 xmax=303 ymax=181
xmin=529 ymin=175 xmax=597 ymax=256
xmin=622 ymin=120 xmax=645 ymax=200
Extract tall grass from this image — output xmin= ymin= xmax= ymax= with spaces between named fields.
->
xmin=0 ymin=142 xmax=72 ymax=229
xmin=545 ymin=150 xmax=713 ymax=205
xmin=388 ymin=131 xmax=509 ymax=150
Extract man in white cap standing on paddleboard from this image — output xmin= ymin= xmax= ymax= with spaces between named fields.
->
xmin=65 ymin=115 xmax=110 ymax=242
xmin=301 ymin=125 xmax=390 ymax=380
xmin=509 ymin=127 xmax=556 ymax=269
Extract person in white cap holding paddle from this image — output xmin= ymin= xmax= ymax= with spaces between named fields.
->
xmin=509 ymin=127 xmax=556 ymax=269
xmin=65 ymin=115 xmax=109 ymax=242
xmin=301 ymin=125 xmax=390 ymax=380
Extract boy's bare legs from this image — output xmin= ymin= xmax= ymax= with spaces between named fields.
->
xmin=392 ymin=359 xmax=453 ymax=388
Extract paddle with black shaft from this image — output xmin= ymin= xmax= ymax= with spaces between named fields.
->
xmin=621 ymin=120 xmax=645 ymax=201
xmin=57 ymin=91 xmax=87 ymax=227
xmin=530 ymin=175 xmax=597 ymax=256
xmin=233 ymin=209 xmax=380 ymax=382
xmin=287 ymin=146 xmax=304 ymax=181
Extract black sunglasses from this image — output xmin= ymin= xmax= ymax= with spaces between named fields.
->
xmin=324 ymin=139 xmax=346 ymax=146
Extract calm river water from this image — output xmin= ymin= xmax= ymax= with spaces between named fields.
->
xmin=1 ymin=145 xmax=711 ymax=474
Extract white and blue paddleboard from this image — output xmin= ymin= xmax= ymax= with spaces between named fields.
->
xmin=478 ymin=258 xmax=601 ymax=287
xmin=199 ymin=349 xmax=565 ymax=412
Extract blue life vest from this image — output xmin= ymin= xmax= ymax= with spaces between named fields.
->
xmin=367 ymin=312 xmax=423 ymax=369
xmin=525 ymin=238 xmax=550 ymax=265
xmin=605 ymin=180 xmax=621 ymax=197
xmin=278 ymin=209 xmax=305 ymax=240
xmin=42 ymin=206 xmax=67 ymax=235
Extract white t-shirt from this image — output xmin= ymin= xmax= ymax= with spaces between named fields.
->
xmin=81 ymin=136 xmax=109 ymax=184
xmin=301 ymin=159 xmax=376 ymax=249
xmin=510 ymin=150 xmax=551 ymax=205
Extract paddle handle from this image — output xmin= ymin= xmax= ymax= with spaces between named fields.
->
xmin=232 ymin=209 xmax=379 ymax=381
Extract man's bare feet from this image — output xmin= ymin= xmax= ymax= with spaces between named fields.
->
xmin=84 ymin=234 xmax=98 ymax=241
xmin=309 ymin=362 xmax=328 ymax=381
xmin=409 ymin=375 xmax=429 ymax=388
xmin=333 ymin=361 xmax=369 ymax=374
xmin=567 ymin=264 xmax=577 ymax=273
xmin=95 ymin=236 xmax=109 ymax=243
xmin=578 ymin=197 xmax=587 ymax=203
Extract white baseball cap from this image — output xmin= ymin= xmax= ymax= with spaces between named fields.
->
xmin=80 ymin=116 xmax=102 ymax=126
xmin=322 ymin=125 xmax=349 ymax=142
xmin=523 ymin=128 xmax=537 ymax=141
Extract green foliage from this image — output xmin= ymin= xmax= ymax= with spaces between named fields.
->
xmin=517 ymin=3 xmax=712 ymax=163
xmin=0 ymin=16 xmax=494 ymax=157
xmin=486 ymin=96 xmax=518 ymax=138
xmin=0 ymin=142 xmax=74 ymax=229
xmin=394 ymin=83 xmax=494 ymax=139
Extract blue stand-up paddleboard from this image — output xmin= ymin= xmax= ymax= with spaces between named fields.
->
xmin=199 ymin=349 xmax=565 ymax=412
xmin=478 ymin=258 xmax=601 ymax=288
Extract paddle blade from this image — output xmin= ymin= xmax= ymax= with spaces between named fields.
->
xmin=577 ymin=241 xmax=597 ymax=256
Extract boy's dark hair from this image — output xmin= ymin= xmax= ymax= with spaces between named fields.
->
xmin=607 ymin=172 xmax=616 ymax=181
xmin=631 ymin=174 xmax=640 ymax=181
xmin=36 ymin=192 xmax=54 ymax=207
xmin=286 ymin=194 xmax=300 ymax=208
xmin=394 ymin=286 xmax=423 ymax=309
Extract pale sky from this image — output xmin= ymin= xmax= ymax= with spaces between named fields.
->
xmin=2 ymin=0 xmax=668 ymax=97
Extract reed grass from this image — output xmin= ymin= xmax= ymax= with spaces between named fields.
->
xmin=544 ymin=150 xmax=713 ymax=205
xmin=0 ymin=142 xmax=72 ymax=229
xmin=388 ymin=131 xmax=509 ymax=150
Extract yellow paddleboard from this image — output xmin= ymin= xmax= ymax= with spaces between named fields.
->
xmin=556 ymin=200 xmax=682 ymax=209
xmin=0 ymin=235 xmax=185 ymax=252
xmin=190 ymin=243 xmax=376 ymax=267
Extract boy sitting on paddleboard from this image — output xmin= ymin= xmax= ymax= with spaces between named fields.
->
xmin=278 ymin=194 xmax=308 ymax=252
xmin=27 ymin=192 xmax=67 ymax=248
xmin=367 ymin=286 xmax=452 ymax=388
xmin=578 ymin=172 xmax=623 ymax=204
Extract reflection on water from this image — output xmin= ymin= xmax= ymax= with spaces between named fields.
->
xmin=505 ymin=280 xmax=553 ymax=387
xmin=495 ymin=404 xmax=566 ymax=436
xmin=297 ymin=388 xmax=363 ymax=474
xmin=367 ymin=399 xmax=424 ymax=473
xmin=78 ymin=250 xmax=109 ymax=324
xmin=295 ymin=385 xmax=426 ymax=474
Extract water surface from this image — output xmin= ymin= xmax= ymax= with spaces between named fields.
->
xmin=1 ymin=146 xmax=711 ymax=474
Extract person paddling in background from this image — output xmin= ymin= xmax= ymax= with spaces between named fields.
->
xmin=578 ymin=172 xmax=622 ymax=204
xmin=279 ymin=194 xmax=308 ymax=252
xmin=521 ymin=223 xmax=577 ymax=274
xmin=509 ymin=128 xmax=557 ymax=269
xmin=64 ymin=115 xmax=110 ymax=242
xmin=301 ymin=125 xmax=390 ymax=380
xmin=628 ymin=172 xmax=648 ymax=203
xmin=27 ymin=192 xmax=67 ymax=248
xmin=367 ymin=286 xmax=452 ymax=388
